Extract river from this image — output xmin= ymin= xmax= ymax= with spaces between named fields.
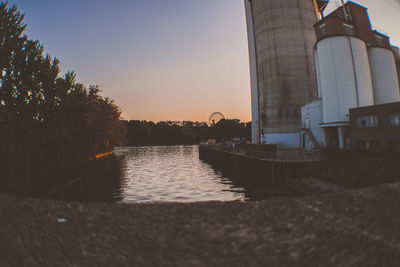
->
xmin=42 ymin=145 xmax=292 ymax=203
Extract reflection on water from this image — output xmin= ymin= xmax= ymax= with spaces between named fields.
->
xmin=44 ymin=145 xmax=293 ymax=203
xmin=115 ymin=146 xmax=247 ymax=203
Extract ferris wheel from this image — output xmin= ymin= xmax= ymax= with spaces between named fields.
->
xmin=208 ymin=112 xmax=225 ymax=125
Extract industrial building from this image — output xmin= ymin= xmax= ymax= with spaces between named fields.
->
xmin=245 ymin=0 xmax=400 ymax=150
xmin=301 ymin=1 xmax=400 ymax=151
xmin=349 ymin=102 xmax=400 ymax=151
xmin=244 ymin=0 xmax=330 ymax=146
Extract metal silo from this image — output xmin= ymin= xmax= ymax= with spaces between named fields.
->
xmin=245 ymin=0 xmax=324 ymax=146
xmin=315 ymin=36 xmax=374 ymax=124
xmin=368 ymin=47 xmax=400 ymax=104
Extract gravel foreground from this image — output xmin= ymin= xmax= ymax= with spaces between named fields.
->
xmin=1 ymin=184 xmax=400 ymax=267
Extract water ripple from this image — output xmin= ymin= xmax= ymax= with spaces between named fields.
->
xmin=113 ymin=146 xmax=247 ymax=203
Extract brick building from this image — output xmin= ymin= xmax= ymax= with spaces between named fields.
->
xmin=349 ymin=102 xmax=400 ymax=151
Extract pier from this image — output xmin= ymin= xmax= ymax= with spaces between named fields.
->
xmin=199 ymin=144 xmax=325 ymax=193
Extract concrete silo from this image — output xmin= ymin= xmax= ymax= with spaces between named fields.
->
xmin=392 ymin=46 xmax=400 ymax=88
xmin=315 ymin=36 xmax=374 ymax=124
xmin=369 ymin=47 xmax=400 ymax=104
xmin=301 ymin=1 xmax=400 ymax=151
xmin=245 ymin=0 xmax=327 ymax=146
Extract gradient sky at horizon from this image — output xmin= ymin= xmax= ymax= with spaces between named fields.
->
xmin=4 ymin=0 xmax=400 ymax=122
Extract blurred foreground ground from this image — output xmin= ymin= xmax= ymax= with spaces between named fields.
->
xmin=1 ymin=183 xmax=400 ymax=266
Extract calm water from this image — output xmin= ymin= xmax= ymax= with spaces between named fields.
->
xmin=114 ymin=146 xmax=247 ymax=203
xmin=41 ymin=145 xmax=291 ymax=203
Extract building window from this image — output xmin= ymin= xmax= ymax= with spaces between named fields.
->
xmin=343 ymin=23 xmax=355 ymax=35
xmin=365 ymin=140 xmax=378 ymax=151
xmin=358 ymin=140 xmax=378 ymax=151
xmin=389 ymin=112 xmax=400 ymax=126
xmin=375 ymin=35 xmax=383 ymax=46
xmin=357 ymin=115 xmax=379 ymax=128
xmin=305 ymin=118 xmax=311 ymax=129
xmin=320 ymin=23 xmax=327 ymax=36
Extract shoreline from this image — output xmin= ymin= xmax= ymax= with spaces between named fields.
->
xmin=2 ymin=183 xmax=400 ymax=266
xmin=199 ymin=144 xmax=400 ymax=193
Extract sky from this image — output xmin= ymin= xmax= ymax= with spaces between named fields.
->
xmin=4 ymin=0 xmax=400 ymax=122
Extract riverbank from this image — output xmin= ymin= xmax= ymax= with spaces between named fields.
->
xmin=305 ymin=156 xmax=400 ymax=188
xmin=2 ymin=183 xmax=400 ymax=266
xmin=199 ymin=144 xmax=400 ymax=194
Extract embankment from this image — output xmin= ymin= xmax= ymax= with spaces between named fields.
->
xmin=305 ymin=157 xmax=400 ymax=188
xmin=1 ymin=183 xmax=400 ymax=266
xmin=199 ymin=145 xmax=312 ymax=185
xmin=199 ymin=145 xmax=400 ymax=193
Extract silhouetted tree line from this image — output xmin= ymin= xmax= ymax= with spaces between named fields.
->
xmin=0 ymin=3 xmax=125 ymax=194
xmin=124 ymin=119 xmax=251 ymax=146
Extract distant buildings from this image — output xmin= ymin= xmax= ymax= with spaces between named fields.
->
xmin=245 ymin=0 xmax=400 ymax=151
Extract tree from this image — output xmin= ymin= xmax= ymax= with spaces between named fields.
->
xmin=0 ymin=2 xmax=126 ymax=194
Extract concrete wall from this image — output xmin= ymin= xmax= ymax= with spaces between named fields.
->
xmin=301 ymin=99 xmax=324 ymax=149
xmin=261 ymin=133 xmax=300 ymax=148
xmin=248 ymin=0 xmax=319 ymax=136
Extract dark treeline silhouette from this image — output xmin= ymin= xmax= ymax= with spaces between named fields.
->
xmin=0 ymin=3 xmax=125 ymax=194
xmin=124 ymin=119 xmax=251 ymax=146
